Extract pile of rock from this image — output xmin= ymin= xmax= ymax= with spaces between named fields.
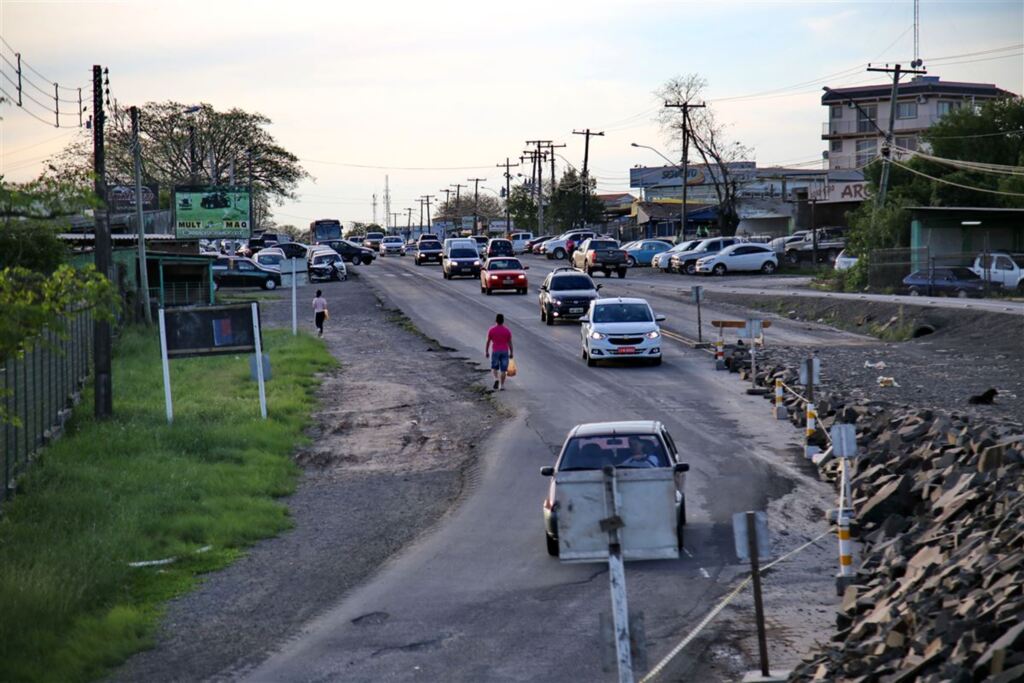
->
xmin=744 ymin=360 xmax=1024 ymax=680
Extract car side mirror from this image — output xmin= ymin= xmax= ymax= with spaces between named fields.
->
xmin=540 ymin=285 xmax=547 ymax=291
xmin=595 ymin=284 xmax=603 ymax=290
xmin=524 ymin=265 xmax=529 ymax=270
xmin=655 ymin=314 xmax=666 ymax=322
xmin=540 ymin=466 xmax=555 ymax=477
xmin=674 ymin=463 xmax=690 ymax=473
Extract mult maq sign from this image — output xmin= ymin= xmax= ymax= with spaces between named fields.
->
xmin=174 ymin=185 xmax=252 ymax=239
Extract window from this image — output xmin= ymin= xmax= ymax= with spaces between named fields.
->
xmin=996 ymin=256 xmax=1014 ymax=271
xmin=896 ymin=102 xmax=918 ymax=119
xmin=831 ymin=104 xmax=843 ymax=119
xmin=856 ymin=139 xmax=878 ymax=167
xmin=831 ymin=139 xmax=843 ymax=153
xmin=593 ymin=303 xmax=653 ymax=323
xmin=937 ymin=101 xmax=960 ymax=117
xmin=237 ymin=261 xmax=254 ymax=271
xmin=857 ymin=105 xmax=878 ymax=133
xmin=895 ymin=136 xmax=918 ymax=151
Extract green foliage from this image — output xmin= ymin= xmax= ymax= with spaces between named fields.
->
xmin=505 ymin=185 xmax=537 ymax=232
xmin=0 ymin=327 xmax=335 ymax=682
xmin=547 ymin=168 xmax=604 ymax=232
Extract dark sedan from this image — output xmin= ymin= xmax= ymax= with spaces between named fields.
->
xmin=415 ymin=240 xmax=444 ymax=265
xmin=320 ymin=239 xmax=375 ymax=265
xmin=213 ymin=256 xmax=282 ymax=290
xmin=903 ymin=267 xmax=992 ymax=297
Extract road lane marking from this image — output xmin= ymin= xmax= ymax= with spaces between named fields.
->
xmin=699 ymin=567 xmax=710 ymax=579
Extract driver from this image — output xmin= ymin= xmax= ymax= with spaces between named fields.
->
xmin=620 ymin=438 xmax=660 ymax=468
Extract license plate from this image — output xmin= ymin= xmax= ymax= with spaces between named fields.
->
xmin=569 ymin=307 xmax=584 ymax=314
xmin=617 ymin=346 xmax=636 ymax=354
xmin=503 ymin=279 xmax=513 ymax=285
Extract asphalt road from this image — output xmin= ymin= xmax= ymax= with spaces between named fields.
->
xmin=243 ymin=255 xmax=839 ymax=682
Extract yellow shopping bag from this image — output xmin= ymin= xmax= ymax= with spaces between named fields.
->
xmin=506 ymin=358 xmax=518 ymax=377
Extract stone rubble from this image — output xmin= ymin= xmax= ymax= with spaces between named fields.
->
xmin=732 ymin=349 xmax=1024 ymax=681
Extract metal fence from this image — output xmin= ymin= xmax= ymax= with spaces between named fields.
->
xmin=868 ymin=247 xmax=1014 ymax=294
xmin=1 ymin=309 xmax=94 ymax=502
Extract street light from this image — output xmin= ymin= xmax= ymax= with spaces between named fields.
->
xmin=183 ymin=105 xmax=202 ymax=183
xmin=632 ymin=142 xmax=687 ymax=238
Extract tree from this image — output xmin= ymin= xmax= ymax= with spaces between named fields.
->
xmin=50 ymin=102 xmax=308 ymax=225
xmin=505 ymin=185 xmax=538 ymax=232
xmin=547 ymin=168 xmax=604 ymax=232
xmin=654 ymin=74 xmax=752 ymax=236
xmin=435 ymin=194 xmax=503 ymax=225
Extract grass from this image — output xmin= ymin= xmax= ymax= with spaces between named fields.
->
xmin=0 ymin=326 xmax=335 ymax=682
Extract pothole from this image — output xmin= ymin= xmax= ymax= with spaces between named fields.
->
xmin=912 ymin=324 xmax=936 ymax=338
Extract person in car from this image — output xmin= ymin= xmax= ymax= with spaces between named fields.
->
xmin=619 ymin=438 xmax=661 ymax=468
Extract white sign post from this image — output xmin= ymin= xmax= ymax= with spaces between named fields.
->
xmin=158 ymin=308 xmax=174 ymax=424
xmin=603 ymin=468 xmax=634 ymax=683
xmin=291 ymin=257 xmax=297 ymax=336
xmin=251 ymin=302 xmax=268 ymax=419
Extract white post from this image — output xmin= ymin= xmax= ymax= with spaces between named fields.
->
xmin=251 ymin=302 xmax=268 ymax=419
xmin=603 ymin=468 xmax=634 ymax=683
xmin=158 ymin=308 xmax=173 ymax=424
xmin=749 ymin=343 xmax=757 ymax=389
xmin=291 ymin=257 xmax=297 ymax=336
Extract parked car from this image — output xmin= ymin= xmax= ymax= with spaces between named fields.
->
xmin=971 ymin=251 xmax=1024 ymax=290
xmin=470 ymin=235 xmax=489 ymax=256
xmin=379 ymin=236 xmax=407 ymax=256
xmin=903 ymin=267 xmax=992 ymax=297
xmin=321 ymin=239 xmax=375 ymax=265
xmin=543 ymin=231 xmax=595 ymax=260
xmin=580 ymin=297 xmax=665 ymax=366
xmin=486 ymin=238 xmax=515 ymax=258
xmin=443 ymin=246 xmax=482 ymax=279
xmin=571 ymin=237 xmax=628 ymax=278
xmin=624 ymin=240 xmax=673 ymax=267
xmin=528 ymin=234 xmax=555 ymax=254
xmin=539 ymin=268 xmax=601 ymax=325
xmin=695 ymin=243 xmax=778 ymax=275
xmin=253 ymin=247 xmax=286 ymax=270
xmin=277 ymin=242 xmax=310 ymax=260
xmin=669 ymin=237 xmax=740 ymax=275
xmin=509 ymin=232 xmax=535 ymax=254
xmin=834 ymin=249 xmax=858 ymax=271
xmin=652 ymin=239 xmax=703 ymax=272
xmin=307 ymin=248 xmax=348 ymax=282
xmin=212 ymin=256 xmax=282 ymax=290
xmin=480 ymin=257 xmax=529 ymax=295
xmin=364 ymin=231 xmax=385 ymax=250
xmin=784 ymin=227 xmax=847 ymax=265
xmin=539 ymin=420 xmax=689 ymax=556
xmin=768 ymin=231 xmax=809 ymax=255
xmin=414 ymin=240 xmax=444 ymax=265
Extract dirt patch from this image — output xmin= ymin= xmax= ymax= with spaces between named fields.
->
xmin=708 ymin=292 xmax=1024 ymax=421
xmin=111 ymin=279 xmax=501 ymax=682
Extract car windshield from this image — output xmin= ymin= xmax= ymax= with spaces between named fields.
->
xmin=420 ymin=242 xmax=442 ymax=250
xmin=259 ymin=254 xmax=283 ymax=264
xmin=313 ymin=254 xmax=338 ymax=265
xmin=383 ymin=237 xmax=401 ymax=243
xmin=559 ymin=435 xmax=667 ymax=470
xmin=671 ymin=240 xmax=699 ymax=252
xmin=589 ymin=240 xmax=618 ymax=250
xmin=550 ymin=275 xmax=593 ymax=291
xmin=487 ymin=259 xmax=522 ymax=270
xmin=593 ymin=303 xmax=653 ymax=323
xmin=450 ymin=249 xmax=478 ymax=258
xmin=366 ymin=233 xmax=384 ymax=240
xmin=950 ymin=267 xmax=980 ymax=280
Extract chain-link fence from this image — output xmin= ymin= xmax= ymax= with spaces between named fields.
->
xmin=1 ymin=309 xmax=94 ymax=502
xmin=868 ymin=247 xmax=1016 ymax=295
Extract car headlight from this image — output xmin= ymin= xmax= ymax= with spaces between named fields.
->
xmin=473 ymin=260 xmax=481 ymax=266
xmin=646 ymin=330 xmax=661 ymax=340
xmin=551 ymin=298 xmax=562 ymax=306
xmin=590 ymin=331 xmax=607 ymax=340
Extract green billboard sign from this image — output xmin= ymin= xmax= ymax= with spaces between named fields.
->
xmin=174 ymin=186 xmax=252 ymax=239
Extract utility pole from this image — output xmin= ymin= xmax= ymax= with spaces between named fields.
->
xmin=372 ymin=193 xmax=378 ymax=226
xmin=418 ymin=198 xmax=425 ymax=236
xmin=663 ymin=101 xmax=705 ymax=239
xmin=496 ymin=157 xmax=520 ymax=236
xmin=439 ymin=188 xmax=452 ymax=235
xmin=573 ymin=129 xmax=604 ymax=229
xmin=130 ymin=106 xmax=152 ymax=325
xmin=526 ymin=140 xmax=551 ymax=234
xmin=390 ymin=211 xmax=400 ymax=233
xmin=521 ymin=150 xmax=541 ymax=232
xmin=384 ymin=175 xmax=391 ymax=231
xmin=92 ymin=65 xmax=112 ymax=418
xmin=866 ymin=63 xmax=926 ymax=206
xmin=451 ymin=183 xmax=467 ymax=234
xmin=405 ymin=207 xmax=413 ymax=239
xmin=421 ymin=194 xmax=435 ymax=234
xmin=467 ymin=177 xmax=486 ymax=235
xmin=545 ymin=142 xmax=565 ymax=229
xmin=188 ymin=121 xmax=198 ymax=184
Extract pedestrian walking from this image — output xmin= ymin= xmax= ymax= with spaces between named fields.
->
xmin=312 ymin=289 xmax=328 ymax=337
xmin=484 ymin=313 xmax=514 ymax=391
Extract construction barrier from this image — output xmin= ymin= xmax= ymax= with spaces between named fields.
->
xmin=714 ymin=340 xmax=725 ymax=370
xmin=772 ymin=378 xmax=788 ymax=420
xmin=805 ymin=403 xmax=819 ymax=459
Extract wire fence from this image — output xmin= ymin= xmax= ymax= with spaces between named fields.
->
xmin=1 ymin=308 xmax=94 ymax=503
xmin=869 ymin=247 xmax=1019 ymax=294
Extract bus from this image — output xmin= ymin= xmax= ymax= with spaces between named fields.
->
xmin=309 ymin=219 xmax=343 ymax=244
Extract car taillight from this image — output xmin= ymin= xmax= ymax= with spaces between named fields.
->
xmin=589 ymin=251 xmax=596 ymax=263
xmin=517 ymin=274 xmax=525 ymax=280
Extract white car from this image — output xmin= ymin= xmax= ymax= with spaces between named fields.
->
xmin=542 ymin=230 xmax=595 ymax=260
xmin=695 ymin=243 xmax=778 ymax=275
xmin=581 ymin=297 xmax=665 ymax=367
xmin=253 ymin=247 xmax=286 ymax=271
xmin=652 ymin=239 xmax=702 ymax=272
xmin=510 ymin=232 xmax=534 ymax=254
xmin=834 ymin=249 xmax=858 ymax=271
xmin=379 ymin=236 xmax=406 ymax=256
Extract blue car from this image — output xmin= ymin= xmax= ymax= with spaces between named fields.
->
xmin=623 ymin=239 xmax=673 ymax=267
xmin=902 ymin=267 xmax=991 ymax=297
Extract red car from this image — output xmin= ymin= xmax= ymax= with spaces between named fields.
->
xmin=480 ymin=257 xmax=529 ymax=295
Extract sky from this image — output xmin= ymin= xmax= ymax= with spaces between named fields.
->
xmin=1 ymin=0 xmax=1022 ymax=229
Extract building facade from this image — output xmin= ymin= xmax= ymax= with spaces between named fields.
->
xmin=821 ymin=76 xmax=1015 ymax=171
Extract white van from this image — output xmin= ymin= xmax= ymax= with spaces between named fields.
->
xmin=444 ymin=237 xmax=479 ymax=255
xmin=510 ymin=232 xmax=534 ymax=254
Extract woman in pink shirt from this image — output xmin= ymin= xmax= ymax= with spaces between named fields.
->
xmin=484 ymin=313 xmax=514 ymax=390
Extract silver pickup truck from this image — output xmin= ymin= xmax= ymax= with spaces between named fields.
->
xmin=571 ymin=238 xmax=628 ymax=278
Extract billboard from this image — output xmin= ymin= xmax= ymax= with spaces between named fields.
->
xmin=629 ymin=162 xmax=757 ymax=189
xmin=162 ymin=303 xmax=262 ymax=358
xmin=174 ymin=185 xmax=252 ymax=239
xmin=108 ymin=183 xmax=159 ymax=213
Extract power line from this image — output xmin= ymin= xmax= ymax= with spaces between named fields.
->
xmin=299 ymin=158 xmax=492 ymax=171
xmin=1 ymin=129 xmax=74 ymax=157
xmin=0 ymin=36 xmax=86 ymax=92
xmin=891 ymin=159 xmax=1024 ymax=197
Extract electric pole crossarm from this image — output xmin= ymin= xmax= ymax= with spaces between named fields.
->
xmin=663 ymin=101 xmax=705 ymax=239
xmin=573 ymin=129 xmax=605 ymax=229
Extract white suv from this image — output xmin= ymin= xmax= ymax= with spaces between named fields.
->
xmin=580 ymin=297 xmax=665 ymax=367
xmin=543 ymin=231 xmax=595 ymax=260
xmin=695 ymin=243 xmax=778 ymax=275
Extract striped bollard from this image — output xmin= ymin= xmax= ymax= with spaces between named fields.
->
xmin=772 ymin=378 xmax=788 ymax=419
xmin=804 ymin=402 xmax=819 ymax=459
xmin=714 ymin=340 xmax=725 ymax=370
xmin=838 ymin=516 xmax=853 ymax=576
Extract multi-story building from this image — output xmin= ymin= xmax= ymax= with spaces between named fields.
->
xmin=821 ymin=75 xmax=1015 ymax=171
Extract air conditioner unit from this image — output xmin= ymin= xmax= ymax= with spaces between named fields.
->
xmin=916 ymin=94 xmax=927 ymax=104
